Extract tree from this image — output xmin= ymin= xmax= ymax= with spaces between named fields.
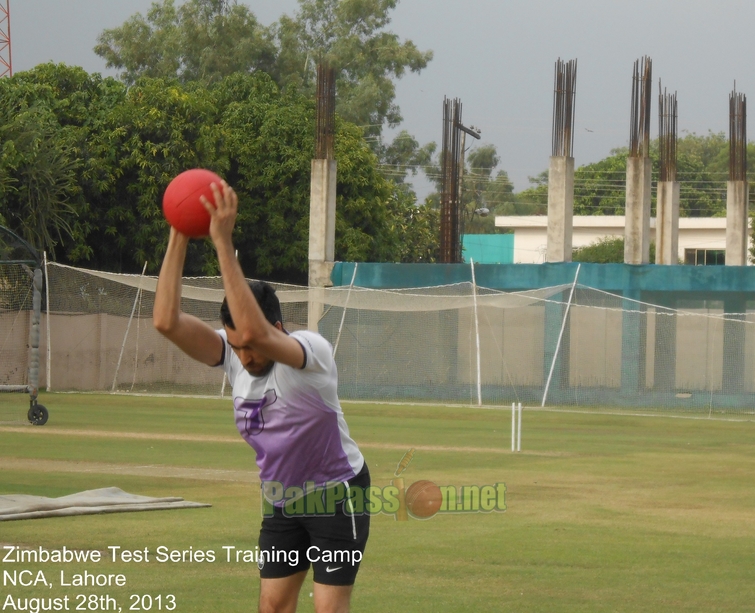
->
xmin=0 ymin=106 xmax=80 ymax=256
xmin=94 ymin=0 xmax=276 ymax=85
xmin=1 ymin=64 xmax=439 ymax=278
xmin=463 ymin=144 xmax=516 ymax=234
xmin=82 ymin=76 xmax=223 ymax=273
xmin=518 ymin=132 xmax=752 ymax=219
xmin=573 ymin=150 xmax=628 ymax=216
xmin=95 ymin=0 xmax=438 ymax=229
xmin=273 ymin=0 xmax=432 ymax=139
xmin=572 ymin=237 xmax=624 ymax=263
xmin=95 ymin=0 xmax=432 ymax=143
xmin=377 ymin=129 xmax=435 ymax=187
xmin=572 ymin=237 xmax=656 ymax=264
xmin=0 ymin=64 xmax=107 ymax=259
xmin=422 ymin=142 xmax=519 ymax=235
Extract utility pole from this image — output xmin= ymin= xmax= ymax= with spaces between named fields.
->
xmin=440 ymin=98 xmax=480 ymax=263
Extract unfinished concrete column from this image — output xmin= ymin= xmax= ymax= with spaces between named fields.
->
xmin=726 ymin=181 xmax=748 ymax=265
xmin=726 ymin=89 xmax=748 ymax=266
xmin=624 ymin=57 xmax=653 ymax=265
xmin=656 ymin=86 xmax=679 ymax=265
xmin=308 ymin=64 xmax=337 ymax=331
xmin=547 ymin=157 xmax=574 ymax=262
xmin=656 ymin=182 xmax=679 ymax=264
xmin=625 ymin=156 xmax=652 ymax=264
xmin=546 ymin=58 xmax=577 ymax=263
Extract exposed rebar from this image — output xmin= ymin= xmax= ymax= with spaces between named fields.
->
xmin=315 ymin=63 xmax=336 ymax=160
xmin=729 ymin=85 xmax=747 ymax=181
xmin=629 ymin=57 xmax=652 ymax=158
xmin=440 ymin=97 xmax=463 ymax=263
xmin=658 ymin=82 xmax=678 ymax=182
xmin=552 ymin=58 xmax=577 ymax=157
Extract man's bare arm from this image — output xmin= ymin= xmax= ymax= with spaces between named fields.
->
xmin=202 ymin=181 xmax=305 ymax=369
xmin=153 ymin=228 xmax=224 ymax=366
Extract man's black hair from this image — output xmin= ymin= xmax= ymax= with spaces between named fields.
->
xmin=220 ymin=281 xmax=282 ymax=330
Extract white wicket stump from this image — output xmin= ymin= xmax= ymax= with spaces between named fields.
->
xmin=511 ymin=402 xmax=522 ymax=452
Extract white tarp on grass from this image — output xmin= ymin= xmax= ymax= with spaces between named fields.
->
xmin=0 ymin=487 xmax=210 ymax=521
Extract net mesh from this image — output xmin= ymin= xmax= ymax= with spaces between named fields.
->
xmin=0 ymin=263 xmax=35 ymax=423
xmin=43 ymin=262 xmax=755 ymax=415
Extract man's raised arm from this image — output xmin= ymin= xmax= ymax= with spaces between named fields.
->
xmin=202 ymin=181 xmax=304 ymax=370
xmin=153 ymin=228 xmax=224 ymax=366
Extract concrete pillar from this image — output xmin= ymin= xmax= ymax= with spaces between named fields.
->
xmin=725 ymin=180 xmax=749 ymax=266
xmin=546 ymin=156 xmax=574 ymax=263
xmin=655 ymin=181 xmax=679 ymax=265
xmin=624 ymin=156 xmax=652 ymax=264
xmin=308 ymin=159 xmax=337 ymax=331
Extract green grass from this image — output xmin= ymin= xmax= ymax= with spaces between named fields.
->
xmin=1 ymin=392 xmax=755 ymax=612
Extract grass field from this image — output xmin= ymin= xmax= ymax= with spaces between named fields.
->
xmin=1 ymin=392 xmax=755 ymax=612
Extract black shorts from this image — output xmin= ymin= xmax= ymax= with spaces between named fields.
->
xmin=258 ymin=464 xmax=370 ymax=586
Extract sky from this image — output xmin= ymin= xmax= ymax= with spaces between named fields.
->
xmin=10 ymin=0 xmax=755 ymax=195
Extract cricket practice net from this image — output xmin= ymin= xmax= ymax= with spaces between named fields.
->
xmin=0 ymin=263 xmax=37 ymax=422
xmin=42 ymin=262 xmax=755 ymax=415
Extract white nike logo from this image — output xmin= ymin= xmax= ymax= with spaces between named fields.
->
xmin=325 ymin=566 xmax=342 ymax=573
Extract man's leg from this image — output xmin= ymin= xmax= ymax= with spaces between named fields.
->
xmin=313 ymin=583 xmax=353 ymax=613
xmin=259 ymin=571 xmax=308 ymax=613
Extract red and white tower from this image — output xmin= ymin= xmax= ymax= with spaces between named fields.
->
xmin=0 ymin=0 xmax=11 ymax=78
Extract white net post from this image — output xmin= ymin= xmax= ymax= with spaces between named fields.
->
xmin=44 ymin=252 xmax=51 ymax=392
xmin=470 ymin=259 xmax=482 ymax=406
xmin=333 ymin=263 xmax=358 ymax=358
xmin=542 ymin=264 xmax=580 ymax=407
xmin=111 ymin=262 xmax=148 ymax=392
xmin=517 ymin=402 xmax=522 ymax=451
xmin=511 ymin=403 xmax=516 ymax=451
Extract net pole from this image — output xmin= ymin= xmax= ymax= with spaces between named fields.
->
xmin=111 ymin=262 xmax=148 ymax=392
xmin=470 ymin=259 xmax=482 ymax=406
xmin=541 ymin=264 xmax=581 ymax=407
xmin=333 ymin=263 xmax=358 ymax=358
xmin=28 ymin=268 xmax=42 ymax=404
xmin=129 ymin=282 xmax=146 ymax=392
xmin=517 ymin=402 xmax=522 ymax=452
xmin=43 ymin=252 xmax=51 ymax=392
xmin=511 ymin=403 xmax=516 ymax=451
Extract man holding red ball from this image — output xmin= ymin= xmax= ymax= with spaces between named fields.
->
xmin=153 ymin=179 xmax=369 ymax=613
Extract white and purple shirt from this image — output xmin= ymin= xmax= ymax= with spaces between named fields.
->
xmin=217 ymin=329 xmax=364 ymax=493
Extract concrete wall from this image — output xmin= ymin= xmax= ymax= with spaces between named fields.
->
xmin=44 ymin=313 xmax=225 ymax=393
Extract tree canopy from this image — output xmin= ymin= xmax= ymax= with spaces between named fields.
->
xmin=94 ymin=0 xmax=277 ymax=85
xmin=516 ymin=132 xmax=755 ymax=219
xmin=0 ymin=63 xmax=439 ymax=281
xmin=95 ymin=0 xmax=431 ymax=142
xmin=422 ymin=141 xmax=518 ymax=235
xmin=572 ymin=237 xmax=656 ymax=264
